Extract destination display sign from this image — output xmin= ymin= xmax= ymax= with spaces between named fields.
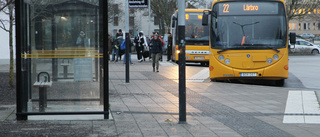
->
xmin=218 ymin=2 xmax=280 ymax=15
xmin=129 ymin=0 xmax=148 ymax=8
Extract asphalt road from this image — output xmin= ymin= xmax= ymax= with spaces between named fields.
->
xmin=288 ymin=54 xmax=320 ymax=89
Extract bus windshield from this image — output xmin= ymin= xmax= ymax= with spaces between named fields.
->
xmin=211 ymin=2 xmax=287 ymax=50
xmin=185 ymin=12 xmax=209 ymax=45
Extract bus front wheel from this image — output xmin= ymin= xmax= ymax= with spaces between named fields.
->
xmin=275 ymin=79 xmax=285 ymax=86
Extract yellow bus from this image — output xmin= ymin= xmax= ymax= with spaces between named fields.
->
xmin=170 ymin=9 xmax=210 ymax=66
xmin=202 ymin=0 xmax=295 ymax=86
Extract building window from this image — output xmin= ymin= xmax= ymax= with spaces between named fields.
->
xmin=303 ymin=23 xmax=306 ymax=30
xmin=299 ymin=23 xmax=301 ymax=30
xmin=307 ymin=23 xmax=310 ymax=30
xmin=154 ymin=16 xmax=159 ymax=25
xmin=318 ymin=9 xmax=320 ymax=14
xmin=313 ymin=23 xmax=316 ymax=30
xmin=318 ymin=23 xmax=320 ymax=30
xmin=114 ymin=17 xmax=119 ymax=26
xmin=129 ymin=17 xmax=134 ymax=27
xmin=289 ymin=23 xmax=297 ymax=30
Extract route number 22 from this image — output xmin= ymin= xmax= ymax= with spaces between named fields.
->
xmin=223 ymin=4 xmax=229 ymax=13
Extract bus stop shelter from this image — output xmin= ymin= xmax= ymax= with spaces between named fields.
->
xmin=15 ymin=0 xmax=109 ymax=120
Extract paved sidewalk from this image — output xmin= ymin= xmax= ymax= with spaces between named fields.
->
xmin=0 ymin=55 xmax=239 ymax=136
xmin=1 ymin=55 xmax=320 ymax=136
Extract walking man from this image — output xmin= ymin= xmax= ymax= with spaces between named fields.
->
xmin=150 ymin=34 xmax=162 ymax=72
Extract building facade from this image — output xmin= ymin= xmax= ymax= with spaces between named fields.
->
xmin=108 ymin=1 xmax=160 ymax=38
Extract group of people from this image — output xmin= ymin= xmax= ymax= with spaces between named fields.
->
xmin=108 ymin=29 xmax=173 ymax=72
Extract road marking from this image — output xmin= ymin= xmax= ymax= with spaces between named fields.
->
xmin=159 ymin=61 xmax=176 ymax=66
xmin=186 ymin=68 xmax=209 ymax=83
xmin=283 ymin=90 xmax=320 ymax=124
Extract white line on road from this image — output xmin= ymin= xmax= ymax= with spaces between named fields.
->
xmin=186 ymin=68 xmax=209 ymax=83
xmin=159 ymin=61 xmax=176 ymax=66
xmin=283 ymin=90 xmax=320 ymax=124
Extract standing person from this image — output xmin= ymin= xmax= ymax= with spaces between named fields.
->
xmin=167 ymin=32 xmax=173 ymax=61
xmin=111 ymin=36 xmax=119 ymax=62
xmin=116 ymin=34 xmax=124 ymax=61
xmin=76 ymin=31 xmax=90 ymax=47
xmin=121 ymin=35 xmax=134 ymax=64
xmin=134 ymin=31 xmax=148 ymax=62
xmin=150 ymin=34 xmax=163 ymax=72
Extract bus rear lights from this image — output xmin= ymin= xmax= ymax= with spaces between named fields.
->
xmin=284 ymin=65 xmax=289 ymax=70
xmin=219 ymin=55 xmax=224 ymax=61
xmin=273 ymin=54 xmax=279 ymax=60
xmin=209 ymin=66 xmax=214 ymax=71
xmin=267 ymin=58 xmax=273 ymax=64
xmin=225 ymin=59 xmax=231 ymax=64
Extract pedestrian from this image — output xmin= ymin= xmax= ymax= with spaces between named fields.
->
xmin=111 ymin=36 xmax=119 ymax=62
xmin=76 ymin=31 xmax=90 ymax=47
xmin=121 ymin=35 xmax=134 ymax=64
xmin=116 ymin=34 xmax=124 ymax=61
xmin=150 ymin=34 xmax=163 ymax=72
xmin=134 ymin=31 xmax=148 ymax=62
xmin=167 ymin=32 xmax=173 ymax=61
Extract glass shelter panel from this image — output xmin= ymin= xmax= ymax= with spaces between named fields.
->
xmin=17 ymin=0 xmax=107 ymax=119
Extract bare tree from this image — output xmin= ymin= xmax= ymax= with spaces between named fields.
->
xmin=286 ymin=0 xmax=320 ymax=21
xmin=0 ymin=0 xmax=15 ymax=88
xmin=150 ymin=0 xmax=177 ymax=35
xmin=108 ymin=0 xmax=123 ymax=23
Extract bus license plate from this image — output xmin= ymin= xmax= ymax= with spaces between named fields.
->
xmin=194 ymin=57 xmax=204 ymax=59
xmin=240 ymin=73 xmax=257 ymax=77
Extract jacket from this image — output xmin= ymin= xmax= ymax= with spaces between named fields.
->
xmin=150 ymin=39 xmax=163 ymax=53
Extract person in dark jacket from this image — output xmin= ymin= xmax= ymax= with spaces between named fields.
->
xmin=167 ymin=32 xmax=173 ymax=61
xmin=150 ymin=34 xmax=162 ymax=72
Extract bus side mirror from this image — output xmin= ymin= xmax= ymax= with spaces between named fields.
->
xmin=289 ymin=32 xmax=296 ymax=45
xmin=202 ymin=10 xmax=210 ymax=26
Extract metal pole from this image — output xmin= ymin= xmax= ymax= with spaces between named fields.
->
xmin=125 ymin=0 xmax=130 ymax=83
xmin=101 ymin=0 xmax=109 ymax=119
xmin=148 ymin=0 xmax=151 ymax=38
xmin=178 ymin=0 xmax=186 ymax=124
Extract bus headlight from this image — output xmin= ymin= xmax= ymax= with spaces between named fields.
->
xmin=273 ymin=54 xmax=279 ymax=60
xmin=267 ymin=58 xmax=273 ymax=64
xmin=177 ymin=50 xmax=180 ymax=54
xmin=218 ymin=55 xmax=224 ymax=61
xmin=225 ymin=59 xmax=230 ymax=64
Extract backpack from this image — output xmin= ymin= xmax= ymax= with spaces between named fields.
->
xmin=120 ymin=40 xmax=126 ymax=50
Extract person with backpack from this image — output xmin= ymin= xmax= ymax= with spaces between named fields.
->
xmin=121 ymin=35 xmax=134 ymax=64
xmin=114 ymin=35 xmax=124 ymax=62
xmin=150 ymin=34 xmax=163 ymax=72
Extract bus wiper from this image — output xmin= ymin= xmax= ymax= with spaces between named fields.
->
xmin=217 ymin=48 xmax=239 ymax=53
xmin=265 ymin=46 xmax=280 ymax=53
xmin=217 ymin=49 xmax=229 ymax=53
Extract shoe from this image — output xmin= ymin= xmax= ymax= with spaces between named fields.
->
xmin=153 ymin=67 xmax=155 ymax=72
xmin=166 ymin=60 xmax=169 ymax=61
xmin=156 ymin=70 xmax=159 ymax=72
xmin=115 ymin=60 xmax=118 ymax=62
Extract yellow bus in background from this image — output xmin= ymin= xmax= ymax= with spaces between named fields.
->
xmin=170 ymin=9 xmax=210 ymax=66
xmin=202 ymin=0 xmax=294 ymax=86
